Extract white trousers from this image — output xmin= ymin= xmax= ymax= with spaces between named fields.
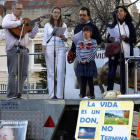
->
xmin=45 ymin=45 xmax=66 ymax=99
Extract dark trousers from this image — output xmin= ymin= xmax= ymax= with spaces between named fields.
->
xmin=81 ymin=76 xmax=94 ymax=98
xmin=107 ymin=57 xmax=125 ymax=94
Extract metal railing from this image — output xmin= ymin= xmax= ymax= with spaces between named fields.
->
xmin=0 ymin=52 xmax=48 ymax=99
xmin=0 ymin=52 xmax=42 ymax=57
xmin=0 ymin=84 xmax=7 ymax=94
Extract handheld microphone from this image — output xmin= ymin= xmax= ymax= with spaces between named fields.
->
xmin=63 ymin=14 xmax=71 ymax=16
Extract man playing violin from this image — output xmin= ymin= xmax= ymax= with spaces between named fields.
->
xmin=2 ymin=1 xmax=43 ymax=99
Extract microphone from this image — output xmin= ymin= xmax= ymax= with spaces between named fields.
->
xmin=63 ymin=14 xmax=71 ymax=16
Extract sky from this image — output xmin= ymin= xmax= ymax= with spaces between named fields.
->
xmin=105 ymin=110 xmax=124 ymax=117
xmin=131 ymin=0 xmax=140 ymax=12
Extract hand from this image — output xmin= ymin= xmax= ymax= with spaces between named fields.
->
xmin=42 ymin=50 xmax=45 ymax=56
xmin=42 ymin=46 xmax=45 ymax=56
xmin=21 ymin=20 xmax=27 ymax=25
xmin=121 ymin=35 xmax=126 ymax=41
xmin=59 ymin=35 xmax=65 ymax=39
xmin=81 ymin=60 xmax=87 ymax=64
xmin=37 ymin=18 xmax=44 ymax=25
xmin=109 ymin=36 xmax=115 ymax=42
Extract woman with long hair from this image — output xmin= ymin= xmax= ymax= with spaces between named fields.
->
xmin=107 ymin=6 xmax=137 ymax=94
xmin=42 ymin=7 xmax=68 ymax=99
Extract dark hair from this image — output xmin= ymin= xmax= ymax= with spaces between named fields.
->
xmin=80 ymin=7 xmax=90 ymax=16
xmin=12 ymin=1 xmax=22 ymax=9
xmin=82 ymin=25 xmax=92 ymax=32
xmin=82 ymin=25 xmax=92 ymax=36
xmin=50 ymin=7 xmax=62 ymax=28
xmin=113 ymin=6 xmax=132 ymax=25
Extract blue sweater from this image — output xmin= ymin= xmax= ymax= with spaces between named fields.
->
xmin=76 ymin=39 xmax=98 ymax=63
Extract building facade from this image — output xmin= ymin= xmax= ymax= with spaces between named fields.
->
xmin=0 ymin=28 xmax=73 ymax=95
xmin=0 ymin=0 xmax=75 ymax=96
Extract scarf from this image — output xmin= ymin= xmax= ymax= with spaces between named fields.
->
xmin=115 ymin=22 xmax=130 ymax=58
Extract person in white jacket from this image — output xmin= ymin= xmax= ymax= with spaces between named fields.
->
xmin=2 ymin=1 xmax=43 ymax=98
xmin=42 ymin=7 xmax=68 ymax=99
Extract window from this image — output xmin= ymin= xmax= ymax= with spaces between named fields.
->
xmin=38 ymin=1 xmax=45 ymax=5
xmin=27 ymin=1 xmax=37 ymax=5
xmin=36 ymin=83 xmax=43 ymax=89
xmin=34 ymin=44 xmax=42 ymax=64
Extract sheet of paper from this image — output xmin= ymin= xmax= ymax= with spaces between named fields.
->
xmin=71 ymin=31 xmax=84 ymax=46
xmin=52 ymin=27 xmax=66 ymax=37
xmin=107 ymin=27 xmax=119 ymax=38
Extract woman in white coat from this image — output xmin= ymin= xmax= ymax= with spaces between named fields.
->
xmin=42 ymin=7 xmax=68 ymax=99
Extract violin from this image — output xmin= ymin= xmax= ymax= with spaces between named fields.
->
xmin=8 ymin=15 xmax=50 ymax=39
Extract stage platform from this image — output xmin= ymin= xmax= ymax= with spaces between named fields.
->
xmin=0 ymin=99 xmax=140 ymax=140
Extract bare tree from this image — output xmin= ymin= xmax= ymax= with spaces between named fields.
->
xmin=63 ymin=0 xmax=140 ymax=44
xmin=18 ymin=0 xmax=139 ymax=43
xmin=63 ymin=0 xmax=121 ymax=42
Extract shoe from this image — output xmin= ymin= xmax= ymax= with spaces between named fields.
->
xmin=90 ymin=95 xmax=95 ymax=99
xmin=7 ymin=94 xmax=26 ymax=100
xmin=87 ymin=95 xmax=91 ymax=98
xmin=50 ymin=95 xmax=58 ymax=99
xmin=121 ymin=91 xmax=125 ymax=95
xmin=17 ymin=93 xmax=21 ymax=98
xmin=7 ymin=96 xmax=17 ymax=100
xmin=82 ymin=96 xmax=90 ymax=99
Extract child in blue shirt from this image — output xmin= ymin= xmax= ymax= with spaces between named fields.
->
xmin=76 ymin=25 xmax=98 ymax=98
